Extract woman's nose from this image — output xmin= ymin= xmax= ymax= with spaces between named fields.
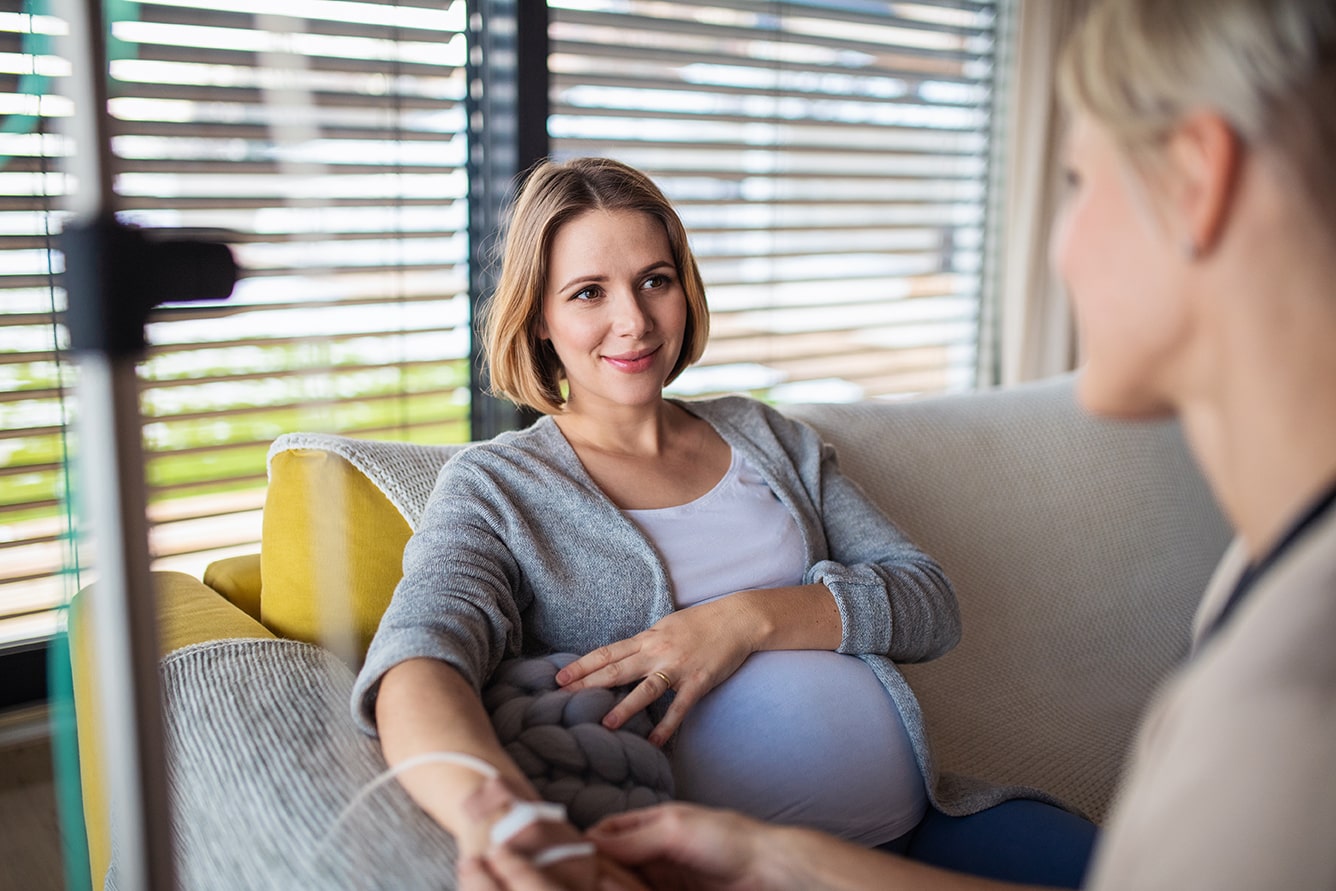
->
xmin=611 ymin=290 xmax=652 ymax=336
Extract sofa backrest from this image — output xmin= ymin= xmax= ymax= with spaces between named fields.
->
xmin=787 ymin=376 xmax=1231 ymax=822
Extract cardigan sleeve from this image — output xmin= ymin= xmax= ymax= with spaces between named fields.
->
xmin=804 ymin=435 xmax=961 ymax=663
xmin=714 ymin=397 xmax=959 ymax=663
xmin=687 ymin=396 xmax=960 ymax=663
xmin=350 ymin=454 xmax=525 ymax=735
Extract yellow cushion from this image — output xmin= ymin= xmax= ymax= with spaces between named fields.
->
xmin=259 ymin=448 xmax=413 ymax=660
xmin=71 ymin=571 xmax=274 ymax=884
xmin=203 ymin=553 xmax=262 ymax=620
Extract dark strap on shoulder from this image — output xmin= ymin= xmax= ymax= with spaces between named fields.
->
xmin=1202 ymin=482 xmax=1336 ymax=642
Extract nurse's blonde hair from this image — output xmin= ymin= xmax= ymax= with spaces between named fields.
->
xmin=1058 ymin=0 xmax=1336 ymax=232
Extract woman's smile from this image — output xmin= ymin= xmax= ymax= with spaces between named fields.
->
xmin=603 ymin=345 xmax=662 ymax=373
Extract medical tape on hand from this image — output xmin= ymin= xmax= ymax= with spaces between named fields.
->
xmin=489 ymin=800 xmax=595 ymax=866
xmin=530 ymin=842 xmax=598 ymax=868
xmin=489 ymin=800 xmax=569 ymax=847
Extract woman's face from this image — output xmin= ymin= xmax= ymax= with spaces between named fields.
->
xmin=539 ymin=208 xmax=687 ymax=414
xmin=1051 ymin=114 xmax=1194 ymax=418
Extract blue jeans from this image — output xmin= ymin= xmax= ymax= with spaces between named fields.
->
xmin=880 ymin=800 xmax=1098 ymax=889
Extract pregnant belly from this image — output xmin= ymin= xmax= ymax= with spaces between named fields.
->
xmin=670 ymin=650 xmax=926 ymax=846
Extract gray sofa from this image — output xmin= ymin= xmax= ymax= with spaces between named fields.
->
xmin=86 ymin=374 xmax=1232 ymax=888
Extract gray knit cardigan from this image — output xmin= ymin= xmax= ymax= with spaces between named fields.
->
xmin=352 ymin=396 xmax=965 ymax=806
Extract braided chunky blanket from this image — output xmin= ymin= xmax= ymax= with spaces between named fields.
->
xmin=483 ymin=653 xmax=675 ymax=828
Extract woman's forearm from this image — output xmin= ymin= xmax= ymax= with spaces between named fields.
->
xmin=769 ymin=824 xmax=1047 ymax=891
xmin=730 ymin=583 xmax=843 ymax=652
xmin=592 ymin=803 xmax=1045 ymax=891
xmin=374 ymin=657 xmax=538 ymax=855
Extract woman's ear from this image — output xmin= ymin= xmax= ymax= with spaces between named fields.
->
xmin=1166 ymin=112 xmax=1242 ymax=258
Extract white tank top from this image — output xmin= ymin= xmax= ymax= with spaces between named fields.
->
xmin=625 ymin=450 xmax=926 ymax=845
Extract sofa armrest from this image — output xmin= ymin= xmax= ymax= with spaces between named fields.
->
xmin=203 ymin=554 xmax=263 ymax=621
xmin=71 ymin=571 xmax=277 ymax=886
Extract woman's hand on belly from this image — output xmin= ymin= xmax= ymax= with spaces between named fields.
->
xmin=555 ymin=594 xmax=764 ymax=747
xmin=555 ymin=583 xmax=843 ymax=748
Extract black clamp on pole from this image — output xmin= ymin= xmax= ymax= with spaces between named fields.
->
xmin=60 ymin=216 xmax=237 ymax=356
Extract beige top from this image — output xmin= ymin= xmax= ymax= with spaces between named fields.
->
xmin=1087 ymin=505 xmax=1336 ymax=890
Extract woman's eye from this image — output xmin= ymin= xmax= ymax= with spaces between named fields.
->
xmin=572 ymin=287 xmax=598 ymax=301
xmin=642 ymin=273 xmax=669 ymax=290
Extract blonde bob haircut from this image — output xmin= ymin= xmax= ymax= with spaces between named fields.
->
xmin=479 ymin=157 xmax=710 ymax=416
xmin=1058 ymin=0 xmax=1336 ymax=233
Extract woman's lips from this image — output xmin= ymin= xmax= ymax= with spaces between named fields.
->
xmin=603 ymin=345 xmax=660 ymax=373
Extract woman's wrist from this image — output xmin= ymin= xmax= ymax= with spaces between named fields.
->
xmin=735 ymin=583 xmax=842 ymax=653
xmin=459 ymin=772 xmax=594 ymax=867
xmin=384 ymin=749 xmax=542 ymax=857
xmin=726 ymin=588 xmax=775 ymax=654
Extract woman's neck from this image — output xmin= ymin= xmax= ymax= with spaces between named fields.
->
xmin=1171 ymin=168 xmax=1336 ymax=561
xmin=1177 ymin=290 xmax=1336 ymax=563
xmin=553 ymin=397 xmax=685 ymax=458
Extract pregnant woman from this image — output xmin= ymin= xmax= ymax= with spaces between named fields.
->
xmin=351 ymin=157 xmax=960 ymax=883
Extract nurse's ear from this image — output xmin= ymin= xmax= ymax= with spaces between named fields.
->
xmin=1163 ymin=111 xmax=1242 ymax=260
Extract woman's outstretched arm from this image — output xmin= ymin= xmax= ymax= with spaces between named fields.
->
xmin=375 ymin=656 xmax=591 ymax=873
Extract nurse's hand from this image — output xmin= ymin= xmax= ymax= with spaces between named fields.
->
xmin=592 ymin=803 xmax=947 ymax=891
xmin=588 ymin=802 xmax=797 ymax=891
xmin=555 ymin=594 xmax=762 ymax=746
xmin=458 ymin=848 xmax=650 ymax=891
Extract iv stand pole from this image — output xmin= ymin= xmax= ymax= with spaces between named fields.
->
xmin=59 ymin=0 xmax=177 ymax=886
xmin=57 ymin=1 xmax=235 ymax=886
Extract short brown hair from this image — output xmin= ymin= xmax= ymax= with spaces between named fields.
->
xmin=479 ymin=157 xmax=710 ymax=415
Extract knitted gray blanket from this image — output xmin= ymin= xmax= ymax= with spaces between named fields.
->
xmin=485 ymin=653 xmax=673 ymax=827
xmin=105 ymin=638 xmax=457 ymax=890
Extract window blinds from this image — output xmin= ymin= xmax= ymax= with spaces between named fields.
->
xmin=0 ymin=0 xmax=469 ymax=644
xmin=548 ymin=0 xmax=997 ymax=404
